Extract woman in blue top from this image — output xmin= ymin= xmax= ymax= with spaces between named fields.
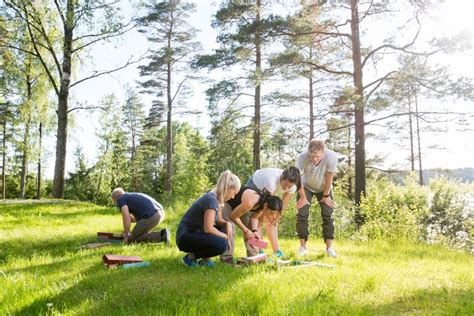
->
xmin=176 ymin=170 xmax=241 ymax=267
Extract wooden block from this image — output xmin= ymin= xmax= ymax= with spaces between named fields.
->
xmin=97 ymin=232 xmax=123 ymax=241
xmin=248 ymin=238 xmax=268 ymax=249
xmin=236 ymin=253 xmax=267 ymax=265
xmin=102 ymin=254 xmax=142 ymax=265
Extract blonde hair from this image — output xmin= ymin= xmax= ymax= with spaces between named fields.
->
xmin=308 ymin=139 xmax=326 ymax=153
xmin=111 ymin=187 xmax=125 ymax=200
xmin=215 ymin=170 xmax=241 ymax=206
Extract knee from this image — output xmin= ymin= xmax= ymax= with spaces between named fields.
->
xmin=321 ymin=211 xmax=334 ymax=225
xmin=296 ymin=206 xmax=310 ymax=221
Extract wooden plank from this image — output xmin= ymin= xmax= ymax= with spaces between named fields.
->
xmin=102 ymin=254 xmax=142 ymax=265
xmin=79 ymin=242 xmax=110 ymax=250
xmin=236 ymin=253 xmax=267 ymax=265
xmin=97 ymin=232 xmax=123 ymax=241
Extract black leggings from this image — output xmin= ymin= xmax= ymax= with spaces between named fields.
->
xmin=176 ymin=228 xmax=228 ymax=259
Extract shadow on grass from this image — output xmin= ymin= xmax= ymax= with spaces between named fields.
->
xmin=14 ymin=254 xmax=257 ymax=315
xmin=0 ymin=232 xmax=116 ymax=262
xmin=282 ymin=286 xmax=474 ymax=314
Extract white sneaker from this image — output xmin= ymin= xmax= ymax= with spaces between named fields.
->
xmin=326 ymin=247 xmax=337 ymax=258
xmin=298 ymin=246 xmax=308 ymax=256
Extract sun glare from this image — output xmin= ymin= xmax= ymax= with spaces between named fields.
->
xmin=437 ymin=0 xmax=474 ymax=34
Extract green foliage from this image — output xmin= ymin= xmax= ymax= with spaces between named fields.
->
xmin=64 ymin=147 xmax=95 ymax=202
xmin=207 ymin=107 xmax=253 ymax=182
xmin=425 ymin=178 xmax=473 ymax=252
xmin=170 ymin=123 xmax=211 ymax=201
xmin=358 ymin=176 xmax=429 ymax=241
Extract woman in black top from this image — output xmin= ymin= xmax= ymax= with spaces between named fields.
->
xmin=220 ymin=186 xmax=283 ymax=263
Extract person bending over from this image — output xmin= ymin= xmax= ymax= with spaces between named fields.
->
xmin=220 ymin=186 xmax=283 ymax=263
xmin=111 ymin=188 xmax=170 ymax=245
xmin=295 ymin=139 xmax=338 ymax=258
xmin=245 ymin=166 xmax=304 ymax=255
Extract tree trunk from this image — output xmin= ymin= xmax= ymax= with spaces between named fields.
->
xmin=415 ymin=92 xmax=423 ymax=185
xmin=350 ymin=0 xmax=366 ymax=226
xmin=19 ymin=117 xmax=31 ymax=199
xmin=36 ymin=122 xmax=42 ymax=199
xmin=309 ymin=69 xmax=314 ymax=140
xmin=253 ymin=0 xmax=262 ymax=171
xmin=1 ymin=123 xmax=6 ymax=199
xmin=52 ymin=0 xmax=74 ymax=198
xmin=165 ymin=24 xmax=173 ymax=193
xmin=408 ymin=94 xmax=415 ymax=171
xmin=19 ymin=76 xmax=32 ymax=199
xmin=347 ymin=116 xmax=352 ymax=198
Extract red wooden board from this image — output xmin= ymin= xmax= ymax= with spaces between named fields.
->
xmin=102 ymin=254 xmax=142 ymax=265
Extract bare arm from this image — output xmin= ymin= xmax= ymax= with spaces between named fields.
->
xmin=120 ymin=205 xmax=132 ymax=243
xmin=203 ymin=209 xmax=228 ymax=240
xmin=265 ymin=221 xmax=279 ymax=253
xmin=250 ymin=212 xmax=262 ymax=233
xmin=230 ymin=190 xmax=259 ymax=239
xmin=216 ymin=207 xmax=233 ymax=240
xmin=281 ymin=192 xmax=292 ymax=211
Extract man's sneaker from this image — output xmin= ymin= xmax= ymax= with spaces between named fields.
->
xmin=326 ymin=247 xmax=337 ymax=258
xmin=182 ymin=254 xmax=197 ymax=267
xmin=298 ymin=246 xmax=308 ymax=257
xmin=160 ymin=228 xmax=170 ymax=247
xmin=198 ymin=258 xmax=215 ymax=267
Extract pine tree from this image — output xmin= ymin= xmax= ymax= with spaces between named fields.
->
xmin=136 ymin=1 xmax=201 ymax=193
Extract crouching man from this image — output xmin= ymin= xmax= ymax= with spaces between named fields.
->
xmin=111 ymin=188 xmax=170 ymax=245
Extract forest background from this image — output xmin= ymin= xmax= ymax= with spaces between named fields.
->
xmin=1 ymin=0 xmax=473 ymax=253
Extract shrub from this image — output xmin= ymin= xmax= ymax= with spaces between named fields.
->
xmin=424 ymin=178 xmax=473 ymax=253
xmin=358 ymin=175 xmax=428 ymax=241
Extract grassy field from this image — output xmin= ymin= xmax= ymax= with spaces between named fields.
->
xmin=1 ymin=200 xmax=473 ymax=315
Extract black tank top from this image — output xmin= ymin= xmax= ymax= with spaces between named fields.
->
xmin=227 ymin=186 xmax=266 ymax=212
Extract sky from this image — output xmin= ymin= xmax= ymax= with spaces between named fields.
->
xmin=42 ymin=0 xmax=474 ymax=179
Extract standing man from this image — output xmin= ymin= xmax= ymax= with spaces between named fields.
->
xmin=111 ymin=188 xmax=170 ymax=245
xmin=296 ymin=139 xmax=338 ymax=257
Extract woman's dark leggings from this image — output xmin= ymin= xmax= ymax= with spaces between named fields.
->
xmin=177 ymin=228 xmax=228 ymax=259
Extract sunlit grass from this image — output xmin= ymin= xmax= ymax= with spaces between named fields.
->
xmin=0 ymin=201 xmax=472 ymax=315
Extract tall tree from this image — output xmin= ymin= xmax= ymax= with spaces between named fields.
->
xmin=195 ymin=0 xmax=285 ymax=171
xmin=270 ymin=3 xmax=341 ymax=142
xmin=122 ymin=87 xmax=145 ymax=191
xmin=2 ymin=0 xmax=137 ymax=197
xmin=0 ymin=18 xmax=19 ymax=199
xmin=284 ymin=0 xmax=469 ymax=225
xmin=136 ymin=1 xmax=201 ymax=193
xmin=378 ymin=55 xmax=474 ymax=185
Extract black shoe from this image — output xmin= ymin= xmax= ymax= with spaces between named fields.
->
xmin=160 ymin=228 xmax=170 ymax=246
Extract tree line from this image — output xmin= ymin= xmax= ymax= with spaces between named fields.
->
xmin=1 ymin=0 xmax=472 ymax=225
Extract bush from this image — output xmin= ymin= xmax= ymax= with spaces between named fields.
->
xmin=424 ymin=178 xmax=473 ymax=253
xmin=357 ymin=175 xmax=428 ymax=241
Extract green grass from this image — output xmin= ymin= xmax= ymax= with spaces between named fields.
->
xmin=1 ymin=200 xmax=473 ymax=315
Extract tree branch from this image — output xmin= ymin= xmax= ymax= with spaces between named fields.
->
xmin=70 ymin=54 xmax=145 ymax=88
xmin=71 ymin=23 xmax=134 ymax=54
